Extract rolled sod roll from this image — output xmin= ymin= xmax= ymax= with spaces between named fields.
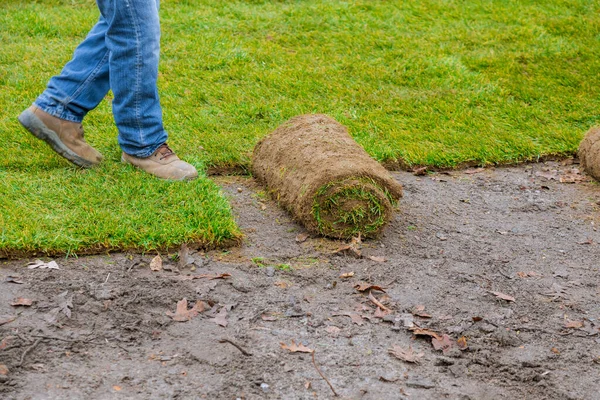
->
xmin=252 ymin=114 xmax=403 ymax=239
xmin=578 ymin=127 xmax=600 ymax=181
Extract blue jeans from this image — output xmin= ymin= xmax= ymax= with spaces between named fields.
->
xmin=34 ymin=0 xmax=167 ymax=158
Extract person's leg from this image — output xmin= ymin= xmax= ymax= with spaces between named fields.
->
xmin=18 ymin=17 xmax=110 ymax=167
xmin=98 ymin=0 xmax=197 ymax=180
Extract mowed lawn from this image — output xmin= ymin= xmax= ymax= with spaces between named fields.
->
xmin=1 ymin=0 xmax=599 ymax=256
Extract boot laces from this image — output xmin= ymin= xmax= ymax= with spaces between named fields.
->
xmin=156 ymin=143 xmax=176 ymax=160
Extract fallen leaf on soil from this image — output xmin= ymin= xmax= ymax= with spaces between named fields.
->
xmin=113 ymin=385 xmax=122 ymax=391
xmin=333 ymin=312 xmax=365 ymax=326
xmin=457 ymin=336 xmax=468 ymax=350
xmin=149 ymin=255 xmax=163 ymax=271
xmin=559 ymin=169 xmax=589 ymax=183
xmin=409 ymin=327 xmax=442 ymax=341
xmin=412 ymin=305 xmax=432 ymax=318
xmin=274 ymin=281 xmax=291 ymax=289
xmin=388 ymin=345 xmax=424 ymax=363
xmin=334 ymin=244 xmax=362 ymax=258
xmin=339 ymin=271 xmax=355 ymax=279
xmin=0 ymin=315 xmax=16 ymax=326
xmin=369 ymin=291 xmax=391 ymax=312
xmin=564 ymin=319 xmax=584 ymax=329
xmin=472 ymin=316 xmax=483 ymax=322
xmin=325 ymin=326 xmax=341 ymax=336
xmin=212 ymin=307 xmax=228 ymax=327
xmin=354 ymin=282 xmax=386 ymax=293
xmin=432 ymin=334 xmax=455 ymax=355
xmin=0 ymin=364 xmax=9 ymax=375
xmin=491 ymin=291 xmax=515 ymax=302
xmin=261 ymin=314 xmax=278 ymax=321
xmin=280 ymin=340 xmax=313 ymax=353
xmin=5 ymin=276 xmax=24 ymax=284
xmin=0 ymin=336 xmax=14 ymax=350
xmin=379 ymin=376 xmax=400 ymax=383
xmin=305 ymin=381 xmax=312 ymax=389
xmin=368 ymin=256 xmax=386 ymax=263
xmin=551 ymin=347 xmax=560 ymax=354
xmin=10 ymin=297 xmax=33 ymax=307
xmin=166 ymin=298 xmax=205 ymax=322
xmin=295 ymin=233 xmax=309 ymax=243
xmin=374 ymin=307 xmax=392 ymax=318
xmin=27 ymin=260 xmax=60 ymax=270
xmin=464 ymin=168 xmax=484 ymax=175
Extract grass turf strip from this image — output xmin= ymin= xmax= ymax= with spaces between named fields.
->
xmin=1 ymin=0 xmax=599 ymax=255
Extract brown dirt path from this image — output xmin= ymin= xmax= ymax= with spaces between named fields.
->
xmin=1 ymin=162 xmax=599 ymax=399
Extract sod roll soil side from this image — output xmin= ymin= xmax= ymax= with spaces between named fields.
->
xmin=578 ymin=127 xmax=600 ymax=181
xmin=252 ymin=114 xmax=403 ymax=239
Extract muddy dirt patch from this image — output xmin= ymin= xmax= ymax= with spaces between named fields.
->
xmin=1 ymin=162 xmax=599 ymax=399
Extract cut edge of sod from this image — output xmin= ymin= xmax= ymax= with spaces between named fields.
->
xmin=312 ymin=176 xmax=398 ymax=240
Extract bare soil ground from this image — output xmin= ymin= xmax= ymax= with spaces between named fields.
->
xmin=1 ymin=162 xmax=599 ymax=400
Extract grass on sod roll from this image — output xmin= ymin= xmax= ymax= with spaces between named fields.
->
xmin=1 ymin=0 xmax=599 ymax=255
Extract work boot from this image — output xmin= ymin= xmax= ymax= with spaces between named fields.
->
xmin=121 ymin=143 xmax=198 ymax=181
xmin=18 ymin=106 xmax=103 ymax=168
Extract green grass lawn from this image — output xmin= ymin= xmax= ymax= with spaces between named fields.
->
xmin=1 ymin=0 xmax=599 ymax=256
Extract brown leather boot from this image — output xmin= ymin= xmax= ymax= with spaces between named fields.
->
xmin=121 ymin=143 xmax=198 ymax=181
xmin=18 ymin=106 xmax=103 ymax=168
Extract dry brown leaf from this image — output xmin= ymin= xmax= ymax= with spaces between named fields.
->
xmin=274 ymin=281 xmax=291 ymax=289
xmin=432 ymin=334 xmax=455 ymax=355
xmin=0 ymin=364 xmax=9 ymax=375
xmin=551 ymin=347 xmax=560 ymax=354
xmin=113 ymin=385 xmax=122 ymax=391
xmin=339 ymin=271 xmax=355 ymax=279
xmin=388 ymin=345 xmax=424 ymax=363
xmin=491 ymin=291 xmax=515 ymax=302
xmin=564 ymin=319 xmax=584 ymax=329
xmin=27 ymin=260 xmax=60 ymax=270
xmin=412 ymin=305 xmax=432 ymax=318
xmin=409 ymin=327 xmax=442 ymax=341
xmin=149 ymin=255 xmax=163 ymax=271
xmin=0 ymin=315 xmax=16 ymax=326
xmin=334 ymin=244 xmax=362 ymax=258
xmin=295 ymin=233 xmax=309 ymax=243
xmin=354 ymin=282 xmax=386 ymax=293
xmin=472 ymin=316 xmax=483 ymax=322
xmin=280 ymin=340 xmax=313 ymax=353
xmin=166 ymin=298 xmax=205 ymax=322
xmin=305 ymin=381 xmax=312 ymax=389
xmin=368 ymin=256 xmax=386 ymax=263
xmin=457 ymin=336 xmax=468 ymax=350
xmin=374 ymin=307 xmax=392 ymax=318
xmin=10 ymin=297 xmax=33 ymax=307
xmin=212 ymin=307 xmax=228 ymax=327
xmin=464 ymin=168 xmax=485 ymax=175
xmin=261 ymin=314 xmax=278 ymax=321
xmin=0 ymin=336 xmax=14 ymax=350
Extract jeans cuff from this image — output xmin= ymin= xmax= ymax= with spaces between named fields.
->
xmin=34 ymin=96 xmax=84 ymax=123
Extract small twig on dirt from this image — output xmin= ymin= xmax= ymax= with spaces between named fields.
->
xmin=104 ymin=273 xmax=111 ymax=284
xmin=218 ymin=338 xmax=252 ymax=356
xmin=447 ymin=206 xmax=460 ymax=216
xmin=368 ymin=291 xmax=391 ymax=312
xmin=18 ymin=338 xmax=42 ymax=367
xmin=312 ymin=351 xmax=338 ymax=397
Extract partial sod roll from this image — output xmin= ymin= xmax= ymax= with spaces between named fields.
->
xmin=252 ymin=114 xmax=403 ymax=239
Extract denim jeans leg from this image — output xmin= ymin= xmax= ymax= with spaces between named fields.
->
xmin=97 ymin=0 xmax=167 ymax=158
xmin=35 ymin=17 xmax=111 ymax=123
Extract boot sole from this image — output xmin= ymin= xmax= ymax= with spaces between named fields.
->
xmin=18 ymin=109 xmax=94 ymax=168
